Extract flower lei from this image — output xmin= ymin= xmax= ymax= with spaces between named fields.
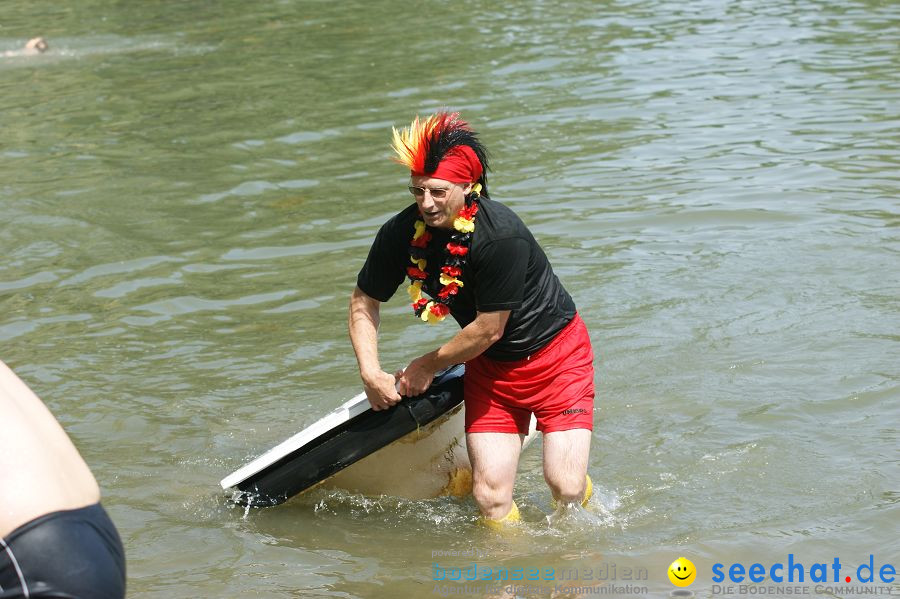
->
xmin=406 ymin=184 xmax=481 ymax=324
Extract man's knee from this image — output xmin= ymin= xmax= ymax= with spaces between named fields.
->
xmin=544 ymin=470 xmax=586 ymax=502
xmin=472 ymin=471 xmax=512 ymax=505
xmin=471 ymin=470 xmax=517 ymax=519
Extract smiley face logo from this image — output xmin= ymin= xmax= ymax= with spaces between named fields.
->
xmin=668 ymin=557 xmax=696 ymax=586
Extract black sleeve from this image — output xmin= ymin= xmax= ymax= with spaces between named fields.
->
xmin=472 ymin=237 xmax=530 ymax=312
xmin=356 ymin=220 xmax=408 ymax=302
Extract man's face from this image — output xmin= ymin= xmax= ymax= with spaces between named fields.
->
xmin=409 ymin=176 xmax=473 ymax=230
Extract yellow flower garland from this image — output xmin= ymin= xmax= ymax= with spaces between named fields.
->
xmin=405 ymin=185 xmax=481 ymax=324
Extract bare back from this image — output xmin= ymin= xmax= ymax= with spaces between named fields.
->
xmin=0 ymin=361 xmax=100 ymax=538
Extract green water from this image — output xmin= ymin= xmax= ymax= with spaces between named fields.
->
xmin=2 ymin=1 xmax=897 ymax=597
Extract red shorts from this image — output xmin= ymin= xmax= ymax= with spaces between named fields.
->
xmin=464 ymin=314 xmax=595 ymax=434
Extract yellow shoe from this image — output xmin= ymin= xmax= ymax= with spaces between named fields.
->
xmin=582 ymin=474 xmax=593 ymax=507
xmin=483 ymin=501 xmax=520 ymax=530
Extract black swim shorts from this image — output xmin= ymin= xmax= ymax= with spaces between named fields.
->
xmin=0 ymin=503 xmax=125 ymax=599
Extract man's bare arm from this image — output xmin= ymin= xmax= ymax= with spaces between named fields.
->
xmin=348 ymin=286 xmax=401 ymax=410
xmin=397 ymin=310 xmax=510 ymax=396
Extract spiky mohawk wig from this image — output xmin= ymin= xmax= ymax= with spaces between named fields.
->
xmin=391 ymin=112 xmax=490 ymax=196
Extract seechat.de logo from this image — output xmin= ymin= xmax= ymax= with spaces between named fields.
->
xmin=711 ymin=554 xmax=896 ymax=584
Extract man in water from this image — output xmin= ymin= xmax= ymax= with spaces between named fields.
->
xmin=23 ymin=37 xmax=48 ymax=55
xmin=2 ymin=37 xmax=48 ymax=57
xmin=348 ymin=112 xmax=595 ymax=526
xmin=0 ymin=360 xmax=126 ymax=598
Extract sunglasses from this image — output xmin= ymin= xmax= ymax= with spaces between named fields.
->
xmin=408 ymin=185 xmax=451 ymax=199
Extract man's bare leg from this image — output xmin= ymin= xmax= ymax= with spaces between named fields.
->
xmin=466 ymin=432 xmax=525 ymax=520
xmin=542 ymin=429 xmax=592 ymax=504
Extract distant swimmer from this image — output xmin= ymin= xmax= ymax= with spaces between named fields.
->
xmin=24 ymin=37 xmax=48 ymax=54
xmin=0 ymin=360 xmax=126 ymax=599
xmin=3 ymin=37 xmax=48 ymax=57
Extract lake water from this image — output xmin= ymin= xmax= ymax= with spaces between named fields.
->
xmin=1 ymin=1 xmax=897 ymax=597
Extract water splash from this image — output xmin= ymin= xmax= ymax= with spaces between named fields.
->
xmin=546 ymin=502 xmax=609 ymax=530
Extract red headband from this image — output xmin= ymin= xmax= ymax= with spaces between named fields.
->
xmin=392 ymin=112 xmax=485 ymax=183
xmin=412 ymin=144 xmax=483 ymax=183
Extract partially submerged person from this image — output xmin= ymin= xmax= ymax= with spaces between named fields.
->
xmin=0 ymin=360 xmax=125 ymax=599
xmin=23 ymin=37 xmax=48 ymax=55
xmin=2 ymin=37 xmax=48 ymax=58
xmin=3 ymin=37 xmax=50 ymax=58
xmin=349 ymin=112 xmax=595 ymax=527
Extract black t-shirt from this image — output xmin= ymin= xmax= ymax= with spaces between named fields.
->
xmin=356 ymin=197 xmax=576 ymax=361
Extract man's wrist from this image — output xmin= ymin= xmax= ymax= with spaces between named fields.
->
xmin=420 ymin=350 xmax=444 ymax=373
xmin=360 ymin=366 xmax=382 ymax=385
